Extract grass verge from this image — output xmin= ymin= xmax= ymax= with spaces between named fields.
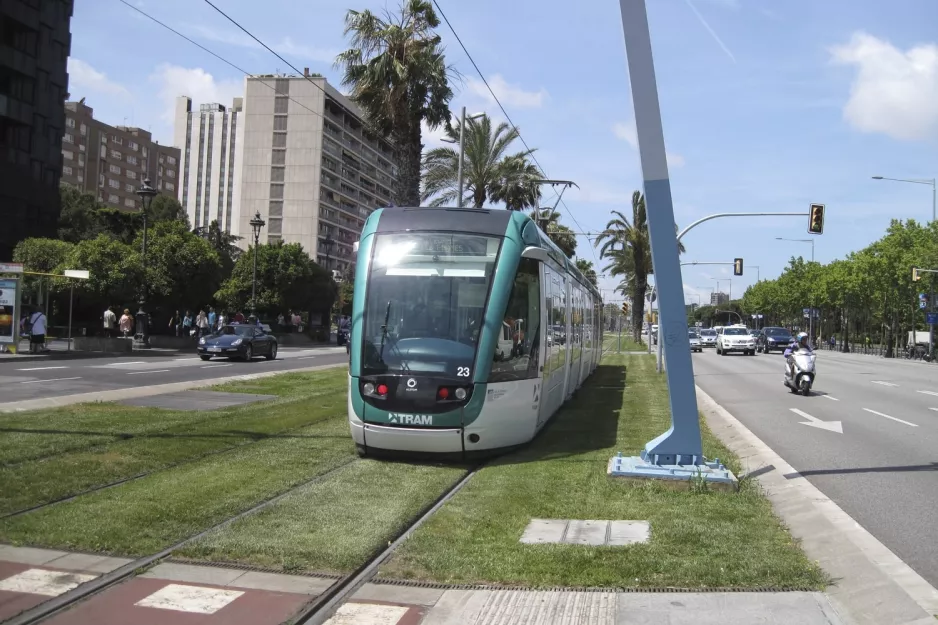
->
xmin=381 ymin=353 xmax=828 ymax=590
xmin=603 ymin=334 xmax=646 ymax=352
xmin=0 ymin=366 xmax=346 ymax=466
xmin=0 ymin=376 xmax=355 ymax=555
xmin=179 ymin=460 xmax=466 ymax=574
xmin=0 ymin=369 xmax=348 ymax=515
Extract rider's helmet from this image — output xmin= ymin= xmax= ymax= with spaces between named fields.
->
xmin=796 ymin=331 xmax=809 ymax=347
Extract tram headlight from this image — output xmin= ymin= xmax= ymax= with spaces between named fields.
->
xmin=455 ymin=387 xmax=467 ymax=400
xmin=363 ymin=382 xmax=375 ymax=395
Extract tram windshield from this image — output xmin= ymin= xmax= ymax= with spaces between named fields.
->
xmin=361 ymin=232 xmax=501 ymax=377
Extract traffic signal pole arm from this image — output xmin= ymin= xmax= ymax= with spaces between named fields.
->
xmin=676 ymin=212 xmax=809 ymax=243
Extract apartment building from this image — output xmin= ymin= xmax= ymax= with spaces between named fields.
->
xmin=236 ymin=72 xmax=396 ymax=272
xmin=0 ymin=0 xmax=73 ymax=260
xmin=710 ymin=291 xmax=729 ymax=306
xmin=173 ymin=97 xmax=241 ymax=233
xmin=61 ymin=100 xmax=180 ymax=211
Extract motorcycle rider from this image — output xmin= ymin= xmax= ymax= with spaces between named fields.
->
xmin=784 ymin=331 xmax=811 ymax=380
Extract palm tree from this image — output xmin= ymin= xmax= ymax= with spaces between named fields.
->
xmin=422 ymin=114 xmax=542 ymax=208
xmin=335 ymin=0 xmax=453 ymax=207
xmin=575 ymin=259 xmax=598 ymax=287
xmin=594 ymin=191 xmax=685 ymax=341
xmin=531 ymin=209 xmax=576 ymax=258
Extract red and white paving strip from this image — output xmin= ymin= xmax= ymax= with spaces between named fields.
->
xmin=0 ymin=546 xmax=427 ymax=624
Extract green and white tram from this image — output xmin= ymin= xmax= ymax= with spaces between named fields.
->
xmin=347 ymin=207 xmax=603 ymax=457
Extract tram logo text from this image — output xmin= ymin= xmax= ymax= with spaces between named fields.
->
xmin=388 ymin=413 xmax=433 ymax=425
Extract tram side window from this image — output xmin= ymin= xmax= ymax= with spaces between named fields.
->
xmin=550 ymin=274 xmax=566 ymax=373
xmin=489 ymin=258 xmax=541 ymax=382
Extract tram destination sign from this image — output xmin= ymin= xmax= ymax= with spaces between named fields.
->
xmin=414 ymin=233 xmax=492 ymax=257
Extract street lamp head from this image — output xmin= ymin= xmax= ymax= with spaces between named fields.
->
xmin=468 ymin=112 xmax=485 ymax=120
xmin=872 ymin=176 xmax=884 ymax=180
xmin=249 ymin=211 xmax=266 ymax=242
xmin=440 ymin=137 xmax=457 ymax=144
xmin=136 ymin=178 xmax=157 ymax=211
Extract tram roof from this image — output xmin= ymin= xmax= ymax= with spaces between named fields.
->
xmin=367 ymin=206 xmax=601 ymax=298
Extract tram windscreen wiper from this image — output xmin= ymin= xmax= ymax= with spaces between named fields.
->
xmin=378 ymin=300 xmax=391 ymax=363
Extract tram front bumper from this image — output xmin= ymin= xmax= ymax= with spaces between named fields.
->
xmin=354 ymin=421 xmax=464 ymax=454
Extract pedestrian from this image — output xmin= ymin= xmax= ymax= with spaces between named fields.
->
xmin=196 ymin=309 xmax=209 ymax=338
xmin=119 ymin=308 xmax=134 ymax=337
xmin=103 ymin=306 xmax=116 ymax=338
xmin=168 ymin=310 xmax=181 ymax=336
xmin=207 ymin=307 xmax=216 ymax=330
xmin=28 ymin=308 xmax=48 ymax=353
xmin=182 ymin=310 xmax=193 ymax=336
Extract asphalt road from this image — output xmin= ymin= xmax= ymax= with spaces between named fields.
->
xmin=0 ymin=346 xmax=349 ymax=404
xmin=691 ymin=346 xmax=938 ymax=590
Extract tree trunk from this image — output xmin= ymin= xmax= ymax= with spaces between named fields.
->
xmin=392 ymin=123 xmax=423 ymax=207
xmin=631 ymin=277 xmax=646 ymax=343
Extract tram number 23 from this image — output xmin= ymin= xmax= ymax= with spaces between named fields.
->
xmin=456 ymin=367 xmax=471 ymax=377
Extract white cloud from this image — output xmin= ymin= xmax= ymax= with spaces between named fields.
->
xmin=185 ymin=25 xmax=336 ymax=64
xmin=421 ymin=120 xmax=450 ymax=151
xmin=466 ymin=74 xmax=548 ymax=109
xmin=68 ymin=59 xmax=132 ymax=99
xmin=830 ymin=32 xmax=938 ymax=141
xmin=149 ymin=64 xmax=242 ymax=127
xmin=612 ymin=120 xmax=686 ymax=168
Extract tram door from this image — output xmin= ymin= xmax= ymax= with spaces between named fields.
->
xmin=539 ymin=263 xmax=566 ymax=426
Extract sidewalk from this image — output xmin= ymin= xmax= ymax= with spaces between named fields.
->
xmin=0 ymin=547 xmax=843 ymax=625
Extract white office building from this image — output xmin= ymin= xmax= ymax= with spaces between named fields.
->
xmin=173 ymin=73 xmax=398 ymax=273
xmin=173 ymin=97 xmax=243 ymax=234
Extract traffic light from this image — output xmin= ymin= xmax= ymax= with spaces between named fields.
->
xmin=913 ymin=268 xmax=921 ymax=282
xmin=733 ymin=258 xmax=743 ymax=276
xmin=808 ymin=203 xmax=825 ymax=234
xmin=621 ymin=303 xmax=629 ymax=316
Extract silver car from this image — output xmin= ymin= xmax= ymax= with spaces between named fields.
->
xmin=699 ymin=328 xmax=717 ymax=347
xmin=688 ymin=329 xmax=703 ymax=352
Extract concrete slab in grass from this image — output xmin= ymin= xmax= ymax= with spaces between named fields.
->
xmin=119 ymin=390 xmax=277 ymax=411
xmin=519 ymin=520 xmax=649 ymax=546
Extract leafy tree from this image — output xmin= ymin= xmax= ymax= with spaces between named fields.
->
xmin=194 ymin=219 xmax=243 ymax=276
xmin=215 ymin=241 xmax=336 ymax=322
xmin=336 ymin=0 xmax=454 ymax=207
xmin=422 ymin=114 xmax=542 ymax=209
xmin=13 ymin=238 xmax=74 ymax=274
xmin=65 ymin=235 xmax=143 ymax=310
xmin=139 ymin=220 xmax=223 ymax=313
xmin=575 ymin=259 xmax=598 ymax=287
xmin=148 ymin=194 xmax=191 ymax=229
xmin=57 ymin=184 xmax=100 ymax=243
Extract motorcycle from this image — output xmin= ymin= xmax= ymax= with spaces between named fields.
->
xmin=784 ymin=348 xmax=816 ymax=396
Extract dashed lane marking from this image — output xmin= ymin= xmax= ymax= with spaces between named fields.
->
xmin=871 ymin=381 xmax=898 ymax=387
xmin=201 ymin=364 xmax=233 ymax=369
xmin=862 ymin=408 xmax=918 ymax=427
xmin=16 ymin=366 xmax=67 ymax=371
xmin=128 ymin=369 xmax=171 ymax=375
xmin=917 ymin=390 xmax=938 ymax=397
xmin=19 ymin=377 xmax=81 ymax=385
xmin=821 ymin=395 xmax=839 ymax=401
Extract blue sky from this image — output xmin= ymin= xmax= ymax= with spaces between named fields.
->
xmin=69 ymin=0 xmax=938 ymax=308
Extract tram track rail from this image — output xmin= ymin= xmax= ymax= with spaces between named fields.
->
xmin=289 ymin=464 xmax=481 ymax=625
xmin=1 ymin=458 xmax=361 ymax=625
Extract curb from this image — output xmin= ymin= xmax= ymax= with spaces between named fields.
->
xmin=696 ymin=384 xmax=938 ymax=625
xmin=0 ymin=362 xmax=347 ymax=413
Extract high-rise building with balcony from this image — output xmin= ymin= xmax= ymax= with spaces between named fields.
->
xmin=0 ymin=0 xmax=73 ymax=260
xmin=173 ymin=97 xmax=242 ymax=233
xmin=237 ymin=72 xmax=396 ymax=272
xmin=710 ymin=291 xmax=729 ymax=306
xmin=62 ymin=99 xmax=180 ymax=211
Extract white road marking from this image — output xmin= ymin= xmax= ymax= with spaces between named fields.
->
xmin=16 ymin=366 xmax=67 ymax=371
xmin=107 ymin=361 xmax=145 ymax=366
xmin=134 ymin=583 xmax=243 ymax=614
xmin=862 ymin=408 xmax=918 ymax=427
xmin=19 ymin=377 xmax=81 ymax=385
xmin=789 ymin=408 xmax=843 ymax=433
xmin=173 ymin=357 xmax=198 ymax=361
xmin=871 ymin=381 xmax=898 ymax=387
xmin=917 ymin=390 xmax=938 ymax=397
xmin=323 ymin=603 xmax=409 ymax=625
xmin=298 ymin=356 xmax=317 ymax=360
xmin=0 ymin=568 xmax=96 ymax=596
xmin=821 ymin=395 xmax=839 ymax=401
xmin=201 ymin=364 xmax=233 ymax=369
xmin=929 ymin=407 xmax=938 ymax=412
xmin=128 ymin=369 xmax=170 ymax=375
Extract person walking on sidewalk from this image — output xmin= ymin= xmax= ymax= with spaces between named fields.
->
xmin=28 ymin=308 xmax=48 ymax=354
xmin=119 ymin=308 xmax=134 ymax=337
xmin=103 ymin=306 xmax=116 ymax=338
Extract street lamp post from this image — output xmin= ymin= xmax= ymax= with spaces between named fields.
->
xmin=249 ymin=211 xmax=265 ymax=323
xmin=873 ymin=175 xmax=937 ymax=358
xmin=776 ymin=237 xmax=815 ymax=342
xmin=442 ymin=107 xmax=485 ymax=207
xmin=751 ymin=265 xmax=760 ymax=282
xmin=133 ymin=178 xmax=157 ymax=348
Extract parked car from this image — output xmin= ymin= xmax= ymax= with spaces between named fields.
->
xmin=198 ymin=324 xmax=278 ymax=361
xmin=688 ymin=329 xmax=703 ymax=352
xmin=759 ymin=327 xmax=793 ymax=353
